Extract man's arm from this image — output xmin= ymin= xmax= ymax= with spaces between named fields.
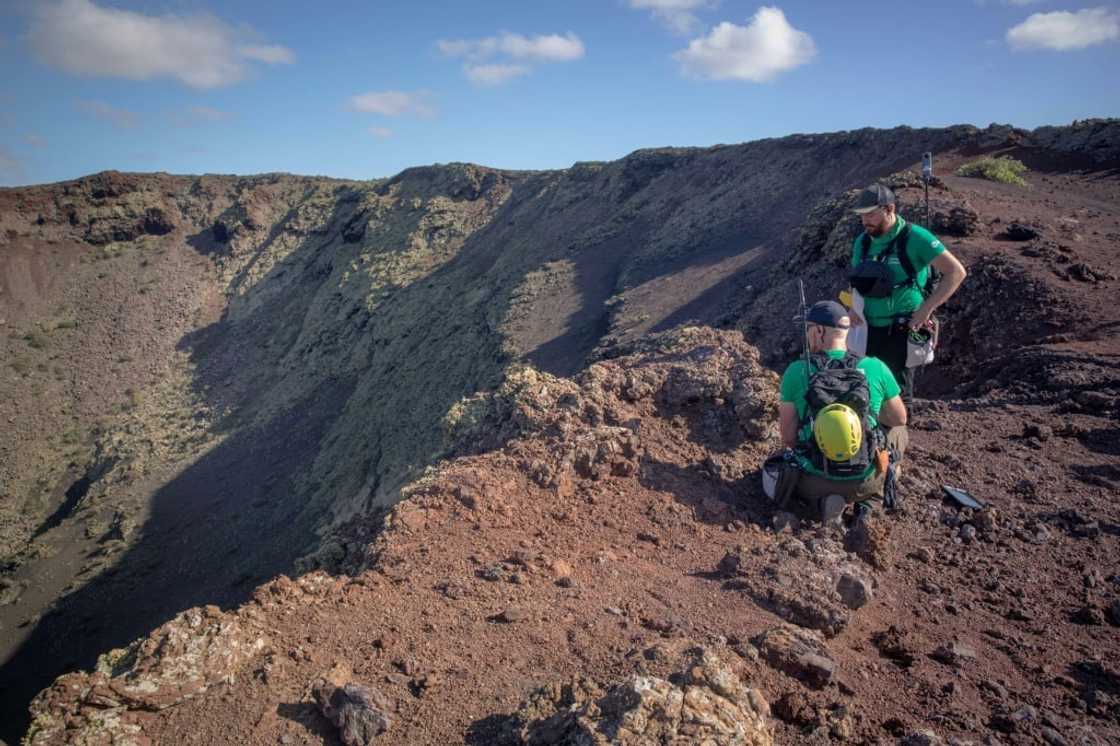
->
xmin=779 ymin=402 xmax=799 ymax=448
xmin=910 ymin=250 xmax=966 ymax=329
xmin=878 ymin=395 xmax=908 ymax=427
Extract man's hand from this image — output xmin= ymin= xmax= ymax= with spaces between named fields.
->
xmin=849 ymin=308 xmax=865 ymax=327
xmin=908 ymin=307 xmax=933 ymax=331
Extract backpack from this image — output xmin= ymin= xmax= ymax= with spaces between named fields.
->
xmin=799 ymin=352 xmax=883 ymax=479
xmin=850 ymin=223 xmax=940 ymax=299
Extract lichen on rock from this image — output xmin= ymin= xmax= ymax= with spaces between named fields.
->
xmin=505 ymin=649 xmax=773 ymax=745
xmin=24 ymin=605 xmax=268 ymax=745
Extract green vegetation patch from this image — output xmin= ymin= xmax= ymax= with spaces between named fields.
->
xmin=955 ymin=156 xmax=1029 ymax=186
xmin=24 ymin=329 xmax=49 ymax=349
xmin=10 ymin=354 xmax=32 ymax=375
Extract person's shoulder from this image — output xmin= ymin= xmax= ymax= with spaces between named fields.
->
xmin=857 ymin=355 xmax=892 ymax=376
xmin=906 ymin=222 xmax=946 ymax=252
xmin=779 ymin=362 xmax=805 ymax=402
xmin=781 ymin=359 xmax=807 ymax=378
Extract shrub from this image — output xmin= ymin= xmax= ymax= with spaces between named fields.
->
xmin=24 ymin=330 xmax=49 ymax=349
xmin=955 ymin=156 xmax=1029 ymax=186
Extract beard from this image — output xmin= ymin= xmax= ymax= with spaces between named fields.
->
xmin=865 ymin=219 xmax=889 ymax=237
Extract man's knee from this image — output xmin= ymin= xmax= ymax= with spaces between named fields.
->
xmin=886 ymin=426 xmax=908 ymax=461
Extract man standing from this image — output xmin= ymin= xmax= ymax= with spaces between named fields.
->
xmin=848 ymin=184 xmax=967 ymax=401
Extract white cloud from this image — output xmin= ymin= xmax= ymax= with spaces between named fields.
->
xmin=77 ymin=100 xmax=139 ymax=128
xmin=169 ymin=106 xmax=235 ymax=127
xmin=465 ymin=63 xmax=532 ymax=85
xmin=237 ymin=44 xmax=295 ymax=64
xmin=500 ymin=32 xmax=585 ymax=61
xmin=1007 ymin=7 xmax=1120 ymax=50
xmin=367 ymin=127 xmax=393 ymax=138
xmin=437 ymin=31 xmax=583 ymax=85
xmin=24 ymin=133 xmax=48 ymax=147
xmin=629 ymin=0 xmax=715 ymax=36
xmin=348 ymin=91 xmax=435 ymax=117
xmin=674 ymin=6 xmax=816 ymax=81
xmin=974 ymin=0 xmax=1047 ymax=6
xmin=438 ymin=32 xmax=585 ymax=62
xmin=28 ymin=0 xmax=294 ymax=89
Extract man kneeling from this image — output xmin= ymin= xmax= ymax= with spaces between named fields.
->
xmin=775 ymin=301 xmax=908 ymax=546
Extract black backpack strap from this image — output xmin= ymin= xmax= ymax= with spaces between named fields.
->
xmin=808 ymin=353 xmax=830 ymax=372
xmin=856 ymin=233 xmax=871 ymax=263
xmin=809 ymin=352 xmax=861 ymax=372
xmin=892 ymin=224 xmax=917 ymax=284
xmin=858 ymin=226 xmax=909 ymax=269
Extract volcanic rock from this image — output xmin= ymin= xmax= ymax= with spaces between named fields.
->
xmin=25 ymin=605 xmax=268 ymax=744
xmin=1005 ymin=223 xmax=1041 ymax=241
xmin=753 ymin=625 xmax=836 ymax=689
xmin=505 ymin=649 xmax=773 ymax=745
xmin=1108 ymin=599 xmax=1120 ymax=627
xmin=873 ymin=626 xmax=919 ymax=668
xmin=1071 ymin=605 xmax=1104 ymax=626
xmin=931 ymin=206 xmax=979 ymax=236
xmin=931 ymin=641 xmax=977 ymax=667
xmin=835 ymin=572 xmax=874 ymax=610
xmin=312 ymin=680 xmax=392 ymax=745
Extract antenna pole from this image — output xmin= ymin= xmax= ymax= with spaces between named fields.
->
xmin=798 ymin=279 xmax=811 ymax=388
xmin=922 ymin=152 xmax=933 ymax=228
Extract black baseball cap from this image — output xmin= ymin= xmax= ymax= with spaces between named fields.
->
xmin=806 ymin=300 xmax=851 ymax=329
xmin=852 ymin=183 xmax=896 ymax=214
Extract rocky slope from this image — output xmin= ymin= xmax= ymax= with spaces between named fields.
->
xmin=1 ymin=119 xmax=1119 ymax=743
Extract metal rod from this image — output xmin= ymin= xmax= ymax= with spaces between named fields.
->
xmin=922 ymin=152 xmax=933 ymax=228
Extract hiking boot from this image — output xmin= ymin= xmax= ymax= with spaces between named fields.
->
xmin=819 ymin=494 xmax=846 ymax=526
xmin=847 ymin=503 xmax=872 ymax=553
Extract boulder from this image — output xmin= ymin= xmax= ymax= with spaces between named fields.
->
xmin=1004 ymin=223 xmax=1040 ymax=241
xmin=931 ymin=206 xmax=979 ymax=237
xmin=506 ymin=649 xmax=773 ymax=745
xmin=753 ymin=625 xmax=836 ymax=689
xmin=836 ymin=572 xmax=874 ymax=610
xmin=313 ymin=680 xmax=392 ymax=745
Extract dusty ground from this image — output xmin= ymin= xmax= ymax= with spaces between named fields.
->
xmin=26 ymin=323 xmax=1120 ymax=744
xmin=5 ymin=123 xmax=1120 ymax=744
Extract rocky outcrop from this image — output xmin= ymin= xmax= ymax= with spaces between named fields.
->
xmin=720 ymin=535 xmax=874 ymax=637
xmin=505 ymin=649 xmax=773 ymax=745
xmin=24 ymin=605 xmax=268 ymax=745
xmin=1030 ymin=118 xmax=1120 ymax=162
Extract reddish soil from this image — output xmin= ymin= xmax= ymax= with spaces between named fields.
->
xmin=10 ymin=133 xmax=1120 ymax=745
xmin=113 ymin=333 xmax=1120 ymax=744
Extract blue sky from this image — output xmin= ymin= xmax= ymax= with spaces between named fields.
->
xmin=0 ymin=0 xmax=1117 ymax=186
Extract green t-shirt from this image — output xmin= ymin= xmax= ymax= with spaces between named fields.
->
xmin=851 ymin=217 xmax=946 ymax=327
xmin=779 ymin=350 xmax=902 ymax=479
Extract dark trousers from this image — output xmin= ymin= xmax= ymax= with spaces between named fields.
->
xmin=792 ymin=427 xmax=909 ymax=505
xmin=867 ymin=321 xmax=916 ymax=403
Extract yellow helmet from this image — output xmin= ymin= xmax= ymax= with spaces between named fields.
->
xmin=813 ymin=403 xmax=862 ymax=462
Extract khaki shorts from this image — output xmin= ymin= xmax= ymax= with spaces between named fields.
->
xmin=793 ymin=427 xmax=908 ymax=504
